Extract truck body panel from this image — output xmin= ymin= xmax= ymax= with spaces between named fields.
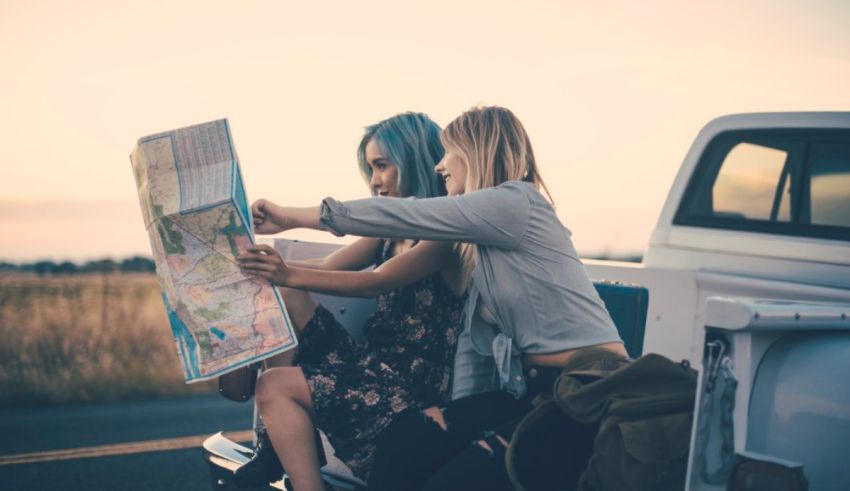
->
xmin=589 ymin=112 xmax=850 ymax=489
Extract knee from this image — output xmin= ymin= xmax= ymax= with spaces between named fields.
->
xmin=278 ymin=287 xmax=317 ymax=328
xmin=255 ymin=367 xmax=299 ymax=410
xmin=254 ymin=369 xmax=279 ymax=410
xmin=279 ymin=286 xmax=309 ymax=306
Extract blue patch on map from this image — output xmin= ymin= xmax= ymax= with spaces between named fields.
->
xmin=210 ymin=326 xmax=226 ymax=340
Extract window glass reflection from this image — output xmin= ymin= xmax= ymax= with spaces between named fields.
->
xmin=712 ymin=143 xmax=788 ymax=220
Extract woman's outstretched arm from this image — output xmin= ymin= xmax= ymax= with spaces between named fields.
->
xmin=238 ymin=241 xmax=456 ymax=298
xmin=252 ymin=199 xmax=321 ymax=233
xmin=252 ymin=200 xmax=381 ymax=271
xmin=251 ymin=181 xmax=532 ymax=250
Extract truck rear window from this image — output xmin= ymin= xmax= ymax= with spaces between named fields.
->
xmin=674 ymin=129 xmax=850 ymax=241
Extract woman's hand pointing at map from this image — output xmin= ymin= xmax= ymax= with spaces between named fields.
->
xmin=250 ymin=199 xmax=321 ymax=234
xmin=251 ymin=199 xmax=287 ymax=234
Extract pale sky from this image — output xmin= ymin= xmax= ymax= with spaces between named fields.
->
xmin=2 ymin=0 xmax=849 ymax=262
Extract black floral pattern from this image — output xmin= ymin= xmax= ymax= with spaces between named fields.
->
xmin=294 ymin=241 xmax=465 ymax=480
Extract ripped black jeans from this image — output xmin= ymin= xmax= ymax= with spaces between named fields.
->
xmin=366 ymin=367 xmax=597 ymax=491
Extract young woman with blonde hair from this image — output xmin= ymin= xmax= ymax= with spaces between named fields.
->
xmin=247 ymin=106 xmax=627 ymax=490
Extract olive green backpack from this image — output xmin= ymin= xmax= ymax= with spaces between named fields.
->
xmin=507 ymin=351 xmax=697 ymax=491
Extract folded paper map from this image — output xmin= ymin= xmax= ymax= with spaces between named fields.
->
xmin=130 ymin=119 xmax=296 ymax=383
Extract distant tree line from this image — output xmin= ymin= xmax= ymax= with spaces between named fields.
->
xmin=0 ymin=256 xmax=156 ymax=276
xmin=0 ymin=252 xmax=642 ymax=277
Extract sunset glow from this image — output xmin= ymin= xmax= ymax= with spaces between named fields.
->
xmin=2 ymin=0 xmax=849 ymax=261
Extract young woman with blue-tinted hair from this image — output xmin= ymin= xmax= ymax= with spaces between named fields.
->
xmin=357 ymin=112 xmax=445 ymax=199
xmin=234 ymin=112 xmax=467 ymax=490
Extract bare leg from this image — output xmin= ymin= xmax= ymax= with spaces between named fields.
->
xmin=265 ymin=287 xmax=319 ymax=368
xmin=255 ymin=367 xmax=325 ymax=491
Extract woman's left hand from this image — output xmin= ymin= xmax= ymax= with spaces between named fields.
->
xmin=237 ymin=244 xmax=290 ymax=286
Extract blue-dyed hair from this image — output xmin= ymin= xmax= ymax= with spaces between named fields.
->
xmin=357 ymin=112 xmax=446 ymax=198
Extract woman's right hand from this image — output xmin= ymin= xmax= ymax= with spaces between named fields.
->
xmin=237 ymin=244 xmax=291 ymax=286
xmin=251 ymin=199 xmax=288 ymax=235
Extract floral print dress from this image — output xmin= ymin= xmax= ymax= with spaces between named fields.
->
xmin=294 ymin=240 xmax=466 ymax=480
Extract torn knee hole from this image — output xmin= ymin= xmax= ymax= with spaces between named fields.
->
xmin=475 ymin=431 xmax=509 ymax=456
xmin=422 ymin=407 xmax=448 ymax=431
xmin=476 ymin=440 xmax=494 ymax=455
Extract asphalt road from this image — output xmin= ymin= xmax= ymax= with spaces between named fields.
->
xmin=0 ymin=394 xmax=256 ymax=491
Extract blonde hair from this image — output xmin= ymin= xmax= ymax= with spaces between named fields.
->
xmin=441 ymin=106 xmax=554 ymax=286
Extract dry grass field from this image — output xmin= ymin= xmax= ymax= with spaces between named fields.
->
xmin=0 ymin=272 xmax=216 ymax=408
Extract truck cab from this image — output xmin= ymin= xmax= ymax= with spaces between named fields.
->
xmin=584 ymin=112 xmax=850 ymax=490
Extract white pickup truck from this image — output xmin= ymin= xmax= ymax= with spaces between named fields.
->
xmin=583 ymin=112 xmax=850 ymax=491
xmin=204 ymin=112 xmax=850 ymax=490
